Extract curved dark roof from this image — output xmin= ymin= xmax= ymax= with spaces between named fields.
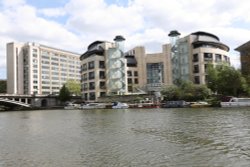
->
xmin=168 ymin=30 xmax=181 ymax=37
xmin=87 ymin=41 xmax=104 ymax=50
xmin=192 ymin=41 xmax=230 ymax=52
xmin=114 ymin=35 xmax=125 ymax=41
xmin=191 ymin=31 xmax=220 ymax=41
xmin=81 ymin=41 xmax=105 ymax=60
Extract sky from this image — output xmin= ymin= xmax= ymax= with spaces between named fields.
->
xmin=0 ymin=0 xmax=250 ymax=79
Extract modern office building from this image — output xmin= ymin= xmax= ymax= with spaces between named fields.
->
xmin=7 ymin=42 xmax=81 ymax=95
xmin=235 ymin=41 xmax=250 ymax=76
xmin=81 ymin=31 xmax=230 ymax=101
xmin=168 ymin=31 xmax=230 ymax=85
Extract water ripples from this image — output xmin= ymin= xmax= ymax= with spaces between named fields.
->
xmin=0 ymin=108 xmax=250 ymax=166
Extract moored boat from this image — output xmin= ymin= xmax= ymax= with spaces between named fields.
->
xmin=112 ymin=102 xmax=129 ymax=109
xmin=80 ymin=103 xmax=106 ymax=109
xmin=64 ymin=103 xmax=78 ymax=109
xmin=220 ymin=97 xmax=250 ymax=107
xmin=190 ymin=101 xmax=211 ymax=108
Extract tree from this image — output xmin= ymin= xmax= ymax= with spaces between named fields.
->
xmin=206 ymin=65 xmax=249 ymax=96
xmin=161 ymin=81 xmax=210 ymax=101
xmin=65 ymin=79 xmax=81 ymax=96
xmin=206 ymin=64 xmax=218 ymax=93
xmin=58 ymin=85 xmax=71 ymax=102
xmin=0 ymin=80 xmax=7 ymax=93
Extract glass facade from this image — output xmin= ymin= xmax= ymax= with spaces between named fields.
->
xmin=146 ymin=63 xmax=164 ymax=84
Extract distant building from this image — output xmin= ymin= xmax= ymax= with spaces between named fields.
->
xmin=235 ymin=41 xmax=250 ymax=76
xmin=80 ymin=31 xmax=230 ymax=101
xmin=7 ymin=42 xmax=81 ymax=95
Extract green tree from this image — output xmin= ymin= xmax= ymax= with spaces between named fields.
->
xmin=206 ymin=64 xmax=218 ymax=93
xmin=161 ymin=85 xmax=181 ymax=100
xmin=58 ymin=85 xmax=71 ymax=102
xmin=0 ymin=80 xmax=7 ymax=93
xmin=206 ymin=65 xmax=248 ymax=96
xmin=65 ymin=79 xmax=81 ymax=96
xmin=161 ymin=81 xmax=210 ymax=101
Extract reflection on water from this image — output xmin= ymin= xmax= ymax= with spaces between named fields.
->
xmin=1 ymin=108 xmax=250 ymax=166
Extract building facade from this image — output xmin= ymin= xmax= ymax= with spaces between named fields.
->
xmin=169 ymin=31 xmax=230 ymax=85
xmin=235 ymin=41 xmax=250 ymax=76
xmin=7 ymin=42 xmax=81 ymax=95
xmin=80 ymin=31 xmax=230 ymax=101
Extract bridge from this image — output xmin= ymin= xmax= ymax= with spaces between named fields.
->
xmin=0 ymin=98 xmax=31 ymax=108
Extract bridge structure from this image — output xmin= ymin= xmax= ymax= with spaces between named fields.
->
xmin=0 ymin=98 xmax=31 ymax=108
xmin=0 ymin=94 xmax=82 ymax=109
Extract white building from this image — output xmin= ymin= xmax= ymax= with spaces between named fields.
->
xmin=7 ymin=42 xmax=81 ymax=95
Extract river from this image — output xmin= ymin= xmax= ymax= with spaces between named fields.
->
xmin=0 ymin=108 xmax=250 ymax=167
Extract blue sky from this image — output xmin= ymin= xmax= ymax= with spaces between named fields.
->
xmin=0 ymin=0 xmax=250 ymax=79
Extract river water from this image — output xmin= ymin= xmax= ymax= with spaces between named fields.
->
xmin=0 ymin=108 xmax=250 ymax=167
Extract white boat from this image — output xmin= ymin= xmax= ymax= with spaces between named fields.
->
xmin=220 ymin=97 xmax=250 ymax=107
xmin=190 ymin=101 xmax=211 ymax=108
xmin=80 ymin=103 xmax=106 ymax=109
xmin=112 ymin=102 xmax=129 ymax=109
xmin=64 ymin=103 xmax=77 ymax=109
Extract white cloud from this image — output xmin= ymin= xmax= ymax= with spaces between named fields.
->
xmin=38 ymin=8 xmax=66 ymax=17
xmin=0 ymin=0 xmax=250 ymax=78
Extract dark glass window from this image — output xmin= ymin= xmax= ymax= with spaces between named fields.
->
xmin=88 ymin=61 xmax=95 ymax=69
xmin=193 ymin=65 xmax=199 ymax=73
xmin=134 ymin=71 xmax=138 ymax=76
xmin=215 ymin=54 xmax=222 ymax=62
xmin=194 ymin=76 xmax=200 ymax=84
xmin=99 ymin=61 xmax=105 ymax=68
xmin=89 ymin=72 xmax=95 ymax=80
xmin=89 ymin=92 xmax=95 ymax=100
xmin=89 ymin=82 xmax=95 ymax=90
xmin=134 ymin=78 xmax=138 ymax=84
xmin=99 ymin=71 xmax=105 ymax=79
xmin=204 ymin=53 xmax=213 ymax=61
xmin=193 ymin=54 xmax=199 ymax=62
xmin=127 ymin=78 xmax=132 ymax=84
xmin=127 ymin=71 xmax=132 ymax=77
xmin=100 ymin=82 xmax=105 ymax=89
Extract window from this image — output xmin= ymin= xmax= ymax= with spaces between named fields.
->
xmin=88 ymin=61 xmax=95 ymax=69
xmin=204 ymin=53 xmax=213 ymax=61
xmin=146 ymin=63 xmax=164 ymax=84
xmin=215 ymin=54 xmax=222 ymax=62
xmin=99 ymin=61 xmax=105 ymax=68
xmin=194 ymin=76 xmax=200 ymax=84
xmin=99 ymin=71 xmax=105 ymax=79
xmin=83 ymin=83 xmax=88 ymax=91
xmin=89 ymin=92 xmax=96 ymax=100
xmin=82 ymin=64 xmax=87 ymax=71
xmin=89 ymin=82 xmax=95 ymax=90
xmin=83 ymin=73 xmax=88 ymax=81
xmin=127 ymin=71 xmax=132 ymax=77
xmin=134 ymin=71 xmax=138 ymax=76
xmin=134 ymin=78 xmax=138 ymax=84
xmin=127 ymin=78 xmax=132 ymax=84
xmin=193 ymin=65 xmax=199 ymax=73
xmin=89 ymin=72 xmax=95 ymax=80
xmin=193 ymin=54 xmax=199 ymax=62
xmin=100 ymin=82 xmax=105 ymax=89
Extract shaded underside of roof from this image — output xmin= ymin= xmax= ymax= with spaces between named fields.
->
xmin=192 ymin=41 xmax=230 ymax=52
xmin=125 ymin=55 xmax=137 ymax=67
xmin=80 ymin=47 xmax=104 ymax=60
